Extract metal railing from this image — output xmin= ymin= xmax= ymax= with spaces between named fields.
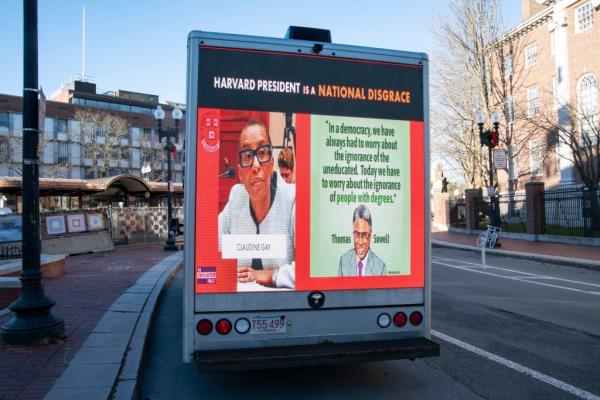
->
xmin=474 ymin=196 xmax=491 ymax=229
xmin=448 ymin=199 xmax=466 ymax=228
xmin=106 ymin=206 xmax=185 ymax=244
xmin=475 ymin=193 xmax=527 ymax=233
xmin=544 ymin=185 xmax=600 ymax=237
xmin=0 ymin=241 xmax=22 ymax=260
xmin=498 ymin=192 xmax=527 ymax=233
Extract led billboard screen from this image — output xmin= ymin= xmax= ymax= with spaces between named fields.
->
xmin=195 ymin=46 xmax=425 ymax=293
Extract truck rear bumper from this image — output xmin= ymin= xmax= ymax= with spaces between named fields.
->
xmin=194 ymin=337 xmax=440 ymax=370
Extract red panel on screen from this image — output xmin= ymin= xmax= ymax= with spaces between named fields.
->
xmin=195 ymin=108 xmax=240 ymax=293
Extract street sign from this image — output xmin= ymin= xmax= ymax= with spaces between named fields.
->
xmin=493 ymin=148 xmax=507 ymax=170
xmin=141 ymin=164 xmax=151 ymax=174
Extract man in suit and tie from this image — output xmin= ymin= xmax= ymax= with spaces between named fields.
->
xmin=338 ymin=205 xmax=386 ymax=277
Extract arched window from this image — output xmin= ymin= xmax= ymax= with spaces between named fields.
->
xmin=577 ymin=74 xmax=598 ymax=145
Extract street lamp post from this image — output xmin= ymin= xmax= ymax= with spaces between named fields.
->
xmin=476 ymin=110 xmax=502 ymax=243
xmin=154 ymin=105 xmax=182 ymax=251
xmin=1 ymin=0 xmax=65 ymax=344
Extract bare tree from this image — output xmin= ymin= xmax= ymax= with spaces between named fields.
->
xmin=74 ymin=109 xmax=130 ymax=178
xmin=139 ymin=128 xmax=166 ymax=182
xmin=431 ymin=0 xmax=504 ymax=188
xmin=432 ymin=0 xmax=535 ymax=193
xmin=525 ymin=99 xmax=599 ymax=230
xmin=1 ymin=128 xmax=58 ymax=177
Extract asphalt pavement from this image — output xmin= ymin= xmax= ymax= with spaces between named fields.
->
xmin=139 ymin=247 xmax=600 ymax=400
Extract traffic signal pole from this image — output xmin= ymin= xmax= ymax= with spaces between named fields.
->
xmin=477 ymin=119 xmax=502 ymax=246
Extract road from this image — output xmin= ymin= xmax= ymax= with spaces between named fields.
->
xmin=139 ymin=247 xmax=600 ymax=399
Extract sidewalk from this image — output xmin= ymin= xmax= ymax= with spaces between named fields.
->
xmin=0 ymin=244 xmax=181 ymax=400
xmin=433 ymin=228 xmax=600 ymax=269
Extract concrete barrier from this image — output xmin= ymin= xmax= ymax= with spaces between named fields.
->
xmin=42 ymin=231 xmax=114 ymax=255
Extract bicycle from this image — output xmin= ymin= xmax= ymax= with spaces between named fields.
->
xmin=477 ymin=225 xmax=501 ymax=249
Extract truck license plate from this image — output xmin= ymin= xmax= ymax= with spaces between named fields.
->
xmin=250 ymin=315 xmax=287 ymax=334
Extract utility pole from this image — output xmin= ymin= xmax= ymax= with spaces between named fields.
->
xmin=1 ymin=0 xmax=65 ymax=344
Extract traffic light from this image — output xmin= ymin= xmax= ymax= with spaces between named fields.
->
xmin=480 ymin=129 xmax=490 ymax=146
xmin=480 ymin=129 xmax=498 ymax=148
xmin=489 ymin=130 xmax=498 ymax=148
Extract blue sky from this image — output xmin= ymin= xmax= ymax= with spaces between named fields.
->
xmin=0 ymin=1 xmax=521 ymax=104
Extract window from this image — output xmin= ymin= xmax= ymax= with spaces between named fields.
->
xmin=0 ymin=136 xmax=9 ymax=160
xmin=575 ymin=1 xmax=593 ymax=33
xmin=527 ymin=85 xmax=540 ymax=117
xmin=84 ymin=167 xmax=95 ymax=179
xmin=504 ymin=95 xmax=516 ymax=123
xmin=55 ymin=118 xmax=68 ymax=133
xmin=529 ymin=139 xmax=542 ymax=177
xmin=107 ymin=168 xmax=121 ymax=177
xmin=0 ymin=112 xmax=8 ymax=134
xmin=503 ymin=55 xmax=513 ymax=77
xmin=54 ymin=118 xmax=69 ymax=141
xmin=578 ymin=73 xmax=598 ymax=145
xmin=121 ymin=147 xmax=130 ymax=160
xmin=54 ymin=142 xmax=69 ymax=165
xmin=525 ymin=42 xmax=537 ymax=68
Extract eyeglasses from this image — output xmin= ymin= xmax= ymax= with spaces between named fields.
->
xmin=353 ymin=231 xmax=371 ymax=241
xmin=239 ymin=144 xmax=272 ymax=168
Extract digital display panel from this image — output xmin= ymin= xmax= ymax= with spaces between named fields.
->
xmin=195 ymin=46 xmax=425 ymax=293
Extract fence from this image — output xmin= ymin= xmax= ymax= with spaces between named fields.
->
xmin=0 ymin=241 xmax=22 ymax=260
xmin=544 ymin=185 xmax=600 ymax=237
xmin=474 ymin=196 xmax=491 ymax=230
xmin=498 ymin=192 xmax=527 ymax=233
xmin=107 ymin=206 xmax=185 ymax=244
xmin=448 ymin=199 xmax=466 ymax=228
xmin=447 ymin=184 xmax=600 ymax=239
xmin=468 ymin=192 xmax=527 ymax=233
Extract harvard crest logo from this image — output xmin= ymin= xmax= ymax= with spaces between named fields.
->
xmin=200 ymin=111 xmax=220 ymax=153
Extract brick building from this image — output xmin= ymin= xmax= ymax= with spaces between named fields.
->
xmin=495 ymin=0 xmax=599 ymax=192
xmin=0 ymin=79 xmax=185 ymax=183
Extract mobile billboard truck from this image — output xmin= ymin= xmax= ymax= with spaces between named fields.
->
xmin=183 ymin=27 xmax=439 ymax=368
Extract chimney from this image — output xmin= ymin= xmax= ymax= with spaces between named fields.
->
xmin=521 ymin=0 xmax=549 ymax=21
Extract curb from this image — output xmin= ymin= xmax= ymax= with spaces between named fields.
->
xmin=432 ymin=240 xmax=600 ymax=271
xmin=43 ymin=251 xmax=183 ymax=400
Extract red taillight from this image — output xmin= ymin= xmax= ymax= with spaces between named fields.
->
xmin=393 ymin=312 xmax=407 ymax=327
xmin=409 ymin=311 xmax=423 ymax=326
xmin=197 ymin=319 xmax=213 ymax=335
xmin=216 ymin=319 xmax=232 ymax=335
